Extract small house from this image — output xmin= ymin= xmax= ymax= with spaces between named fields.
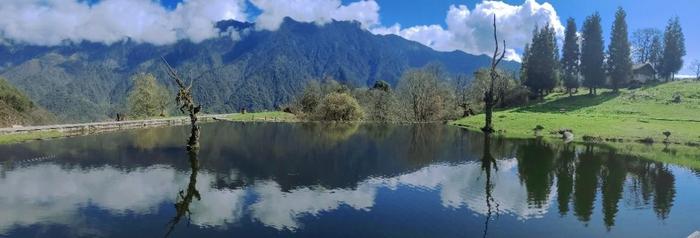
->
xmin=632 ymin=63 xmax=656 ymax=84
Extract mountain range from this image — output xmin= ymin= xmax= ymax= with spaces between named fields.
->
xmin=0 ymin=18 xmax=518 ymax=122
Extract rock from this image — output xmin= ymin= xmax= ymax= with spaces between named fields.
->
xmin=563 ymin=131 xmax=574 ymax=142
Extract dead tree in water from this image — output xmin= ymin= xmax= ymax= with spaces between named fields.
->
xmin=482 ymin=15 xmax=507 ymax=134
xmin=161 ymin=57 xmax=202 ymax=150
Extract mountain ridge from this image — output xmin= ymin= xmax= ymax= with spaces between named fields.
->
xmin=0 ymin=18 xmax=519 ymax=122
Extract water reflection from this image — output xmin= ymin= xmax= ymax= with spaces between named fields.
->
xmin=0 ymin=123 xmax=697 ymax=237
xmin=165 ymin=150 xmax=201 ymax=237
xmin=480 ymin=135 xmax=498 ymax=238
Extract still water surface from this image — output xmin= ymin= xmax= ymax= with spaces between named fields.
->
xmin=0 ymin=122 xmax=699 ymax=237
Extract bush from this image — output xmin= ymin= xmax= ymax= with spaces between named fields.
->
xmin=315 ymin=92 xmax=364 ymax=121
xmin=396 ymin=68 xmax=457 ymax=122
xmin=355 ymin=87 xmax=399 ymax=121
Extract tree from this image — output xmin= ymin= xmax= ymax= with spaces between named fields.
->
xmin=396 ymin=67 xmax=454 ymax=122
xmin=298 ymin=80 xmax=322 ymax=114
xmin=471 ymin=68 xmax=527 ymax=109
xmin=315 ymin=92 xmax=364 ymax=121
xmin=690 ymin=59 xmax=700 ymax=80
xmin=648 ymin=34 xmax=664 ymax=71
xmin=659 ymin=17 xmax=686 ymax=80
xmin=561 ymin=17 xmax=581 ymax=96
xmin=632 ymin=28 xmax=662 ymax=64
xmin=454 ymin=74 xmax=472 ymax=117
xmin=127 ymin=73 xmax=169 ymax=119
xmin=520 ymin=44 xmax=531 ymax=83
xmin=523 ymin=25 xmax=558 ymax=98
xmin=372 ymin=80 xmax=390 ymax=92
xmin=357 ymin=82 xmax=398 ymax=121
xmin=581 ymin=12 xmax=606 ymax=95
xmin=162 ymin=57 xmax=202 ymax=151
xmin=482 ymin=14 xmax=507 ymax=134
xmin=607 ymin=7 xmax=632 ymax=92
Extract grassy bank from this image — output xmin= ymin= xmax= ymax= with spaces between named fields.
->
xmin=0 ymin=130 xmax=64 ymax=144
xmin=225 ymin=111 xmax=298 ymax=122
xmin=452 ymin=80 xmax=700 ymax=145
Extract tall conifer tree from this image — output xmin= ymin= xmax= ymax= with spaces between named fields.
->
xmin=660 ymin=17 xmax=686 ymax=80
xmin=581 ymin=12 xmax=605 ymax=95
xmin=608 ymin=7 xmax=632 ymax=92
xmin=561 ymin=18 xmax=580 ymax=96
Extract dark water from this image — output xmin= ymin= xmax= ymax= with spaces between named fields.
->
xmin=0 ymin=122 xmax=699 ymax=237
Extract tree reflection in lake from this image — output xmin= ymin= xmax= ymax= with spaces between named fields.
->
xmin=480 ymin=134 xmax=498 ymax=238
xmin=0 ymin=123 xmax=694 ymax=237
xmin=164 ymin=149 xmax=201 ymax=237
xmin=165 ymin=115 xmax=203 ymax=237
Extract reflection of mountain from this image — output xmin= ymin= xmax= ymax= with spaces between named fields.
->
xmin=0 ymin=123 xmax=688 ymax=236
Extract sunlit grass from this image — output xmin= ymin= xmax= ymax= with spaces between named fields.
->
xmin=0 ymin=130 xmax=64 ymax=145
xmin=452 ymin=80 xmax=700 ymax=144
xmin=226 ymin=111 xmax=298 ymax=122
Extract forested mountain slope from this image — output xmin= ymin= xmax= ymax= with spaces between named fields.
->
xmin=0 ymin=78 xmax=54 ymax=127
xmin=0 ymin=18 xmax=518 ymax=122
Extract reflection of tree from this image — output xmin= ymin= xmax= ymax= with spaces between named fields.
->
xmin=573 ymin=145 xmax=602 ymax=224
xmin=555 ymin=144 xmax=576 ymax=215
xmin=480 ymin=135 xmax=498 ymax=238
xmin=601 ymin=151 xmax=625 ymax=229
xmin=652 ymin=163 xmax=675 ymax=219
xmin=627 ymin=161 xmax=676 ymax=220
xmin=406 ymin=124 xmax=446 ymax=165
xmin=516 ymin=139 xmax=555 ymax=208
xmin=132 ymin=127 xmax=178 ymax=150
xmin=165 ymin=149 xmax=201 ymax=237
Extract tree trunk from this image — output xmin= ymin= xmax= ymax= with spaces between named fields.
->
xmin=482 ymin=91 xmax=494 ymax=134
xmin=481 ymin=14 xmax=505 ymax=135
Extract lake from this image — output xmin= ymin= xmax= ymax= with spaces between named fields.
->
xmin=0 ymin=122 xmax=698 ymax=237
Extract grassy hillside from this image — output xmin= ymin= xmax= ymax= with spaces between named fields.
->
xmin=0 ymin=78 xmax=54 ymax=127
xmin=452 ymin=80 xmax=700 ymax=145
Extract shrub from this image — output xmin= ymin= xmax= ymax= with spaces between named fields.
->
xmin=396 ymin=68 xmax=457 ymax=122
xmin=315 ymin=92 xmax=364 ymax=121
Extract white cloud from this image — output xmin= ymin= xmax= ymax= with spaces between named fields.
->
xmin=0 ymin=0 xmax=248 ymax=46
xmin=250 ymin=0 xmax=379 ymax=31
xmin=371 ymin=0 xmax=564 ymax=61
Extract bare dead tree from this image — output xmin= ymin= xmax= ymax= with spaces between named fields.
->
xmin=482 ymin=14 xmax=506 ymax=134
xmin=161 ymin=57 xmax=202 ymax=150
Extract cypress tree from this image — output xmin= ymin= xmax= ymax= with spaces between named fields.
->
xmin=581 ymin=12 xmax=605 ymax=95
xmin=524 ymin=25 xmax=558 ymax=98
xmin=561 ymin=17 xmax=580 ymax=96
xmin=660 ymin=17 xmax=686 ymax=80
xmin=607 ymin=7 xmax=632 ymax=92
xmin=649 ymin=34 xmax=663 ymax=71
xmin=520 ymin=43 xmax=530 ymax=83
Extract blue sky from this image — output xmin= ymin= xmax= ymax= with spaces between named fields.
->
xmin=4 ymin=0 xmax=698 ymax=74
xmin=372 ymin=0 xmax=699 ymax=75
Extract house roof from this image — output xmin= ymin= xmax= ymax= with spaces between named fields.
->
xmin=633 ymin=62 xmax=656 ymax=74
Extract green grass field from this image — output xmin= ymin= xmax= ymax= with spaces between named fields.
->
xmin=452 ymin=80 xmax=700 ymax=145
xmin=225 ymin=111 xmax=298 ymax=122
xmin=0 ymin=130 xmax=64 ymax=144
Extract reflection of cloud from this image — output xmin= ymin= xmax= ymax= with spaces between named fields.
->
xmin=0 ymin=159 xmax=553 ymax=234
xmin=250 ymin=180 xmax=376 ymax=230
xmin=0 ymin=164 xmax=245 ymax=234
